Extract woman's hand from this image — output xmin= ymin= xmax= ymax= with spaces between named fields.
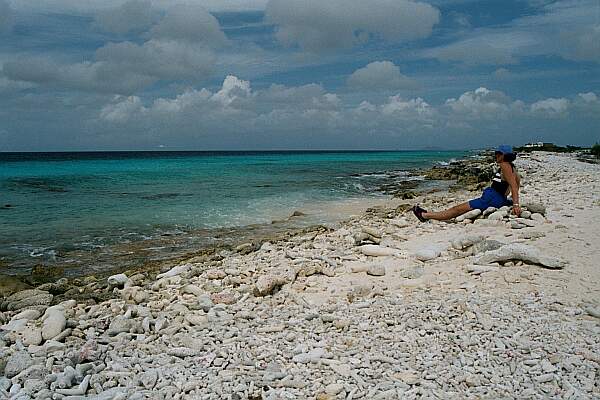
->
xmin=512 ymin=204 xmax=521 ymax=216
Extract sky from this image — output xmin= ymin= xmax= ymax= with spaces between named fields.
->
xmin=0 ymin=0 xmax=599 ymax=151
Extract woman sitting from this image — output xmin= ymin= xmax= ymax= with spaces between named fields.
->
xmin=413 ymin=145 xmax=521 ymax=222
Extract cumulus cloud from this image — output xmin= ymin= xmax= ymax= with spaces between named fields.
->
xmin=265 ymin=0 xmax=440 ymax=52
xmin=2 ymin=2 xmax=226 ymax=94
xmin=92 ymin=78 xmax=600 ymax=150
xmin=149 ymin=4 xmax=227 ymax=46
xmin=347 ymin=61 xmax=416 ymax=91
xmin=530 ymin=98 xmax=569 ymax=115
xmin=445 ymin=87 xmax=524 ymax=119
xmin=2 ymin=56 xmax=155 ymax=93
xmin=0 ymin=0 xmax=14 ymax=33
xmin=94 ymin=0 xmax=156 ymax=34
xmin=578 ymin=92 xmax=598 ymax=103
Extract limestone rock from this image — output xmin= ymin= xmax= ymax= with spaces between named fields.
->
xmin=107 ymin=273 xmax=128 ymax=287
xmin=22 ymin=328 xmax=43 ymax=346
xmin=524 ymin=202 xmax=546 ymax=215
xmin=451 ymin=234 xmax=485 ymax=250
xmin=487 ymin=210 xmax=507 ymax=220
xmin=415 ymin=245 xmax=444 ymax=261
xmin=41 ymin=305 xmax=66 ymax=341
xmin=474 ymin=243 xmax=566 ymax=269
xmin=254 ymin=274 xmax=293 ymax=296
xmin=456 ymin=209 xmax=482 ymax=222
xmin=2 ymin=289 xmax=52 ymax=312
xmin=156 ymin=264 xmax=191 ymax=279
xmin=107 ymin=316 xmax=132 ymax=336
xmin=5 ymin=351 xmax=33 ymax=378
xmin=531 ymin=213 xmax=545 ymax=222
xmin=359 ymin=245 xmax=399 ymax=257
xmin=366 ymin=264 xmax=386 ymax=276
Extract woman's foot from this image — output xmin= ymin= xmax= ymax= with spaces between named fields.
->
xmin=412 ymin=205 xmax=428 ymax=222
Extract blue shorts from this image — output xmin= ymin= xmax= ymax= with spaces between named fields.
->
xmin=468 ymin=188 xmax=512 ymax=210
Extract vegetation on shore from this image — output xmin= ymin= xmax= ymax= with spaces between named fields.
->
xmin=591 ymin=143 xmax=600 ymax=158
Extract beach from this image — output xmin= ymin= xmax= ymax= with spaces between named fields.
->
xmin=1 ymin=151 xmax=599 ymax=399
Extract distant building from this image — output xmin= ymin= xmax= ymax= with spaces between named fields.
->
xmin=523 ymin=142 xmax=545 ymax=148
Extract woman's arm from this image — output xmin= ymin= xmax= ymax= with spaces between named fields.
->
xmin=500 ymin=162 xmax=521 ymax=216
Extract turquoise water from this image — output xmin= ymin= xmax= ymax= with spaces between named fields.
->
xmin=0 ymin=151 xmax=466 ymax=275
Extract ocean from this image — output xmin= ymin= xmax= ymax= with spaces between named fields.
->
xmin=0 ymin=150 xmax=466 ymax=276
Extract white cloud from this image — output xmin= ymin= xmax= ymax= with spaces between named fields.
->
xmin=422 ymin=0 xmax=600 ymax=65
xmin=445 ymin=87 xmax=525 ymax=118
xmin=0 ymin=0 xmax=14 ymax=33
xmin=423 ymin=32 xmax=535 ymax=65
xmin=10 ymin=0 xmax=269 ymax=13
xmin=149 ymin=4 xmax=227 ymax=46
xmin=96 ymin=39 xmax=216 ymax=81
xmin=2 ymin=56 xmax=155 ymax=93
xmin=578 ymin=92 xmax=598 ymax=103
xmin=94 ymin=0 xmax=156 ymax=34
xmin=530 ymin=98 xmax=569 ymax=114
xmin=2 ymin=2 xmax=226 ymax=94
xmin=265 ymin=0 xmax=440 ymax=52
xmin=381 ymin=96 xmax=433 ymax=119
xmin=347 ymin=61 xmax=415 ymax=91
xmin=100 ymin=95 xmax=146 ymax=121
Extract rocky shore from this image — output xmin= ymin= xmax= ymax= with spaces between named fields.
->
xmin=1 ymin=152 xmax=599 ymax=399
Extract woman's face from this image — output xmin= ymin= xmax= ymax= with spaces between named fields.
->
xmin=495 ymin=152 xmax=503 ymax=163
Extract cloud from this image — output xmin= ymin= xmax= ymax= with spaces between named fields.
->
xmin=347 ymin=61 xmax=416 ymax=91
xmin=94 ymin=0 xmax=156 ymax=34
xmin=0 ymin=0 xmax=14 ymax=33
xmin=578 ymin=92 xmax=598 ymax=103
xmin=96 ymin=39 xmax=217 ymax=81
xmin=530 ymin=98 xmax=569 ymax=115
xmin=2 ymin=56 xmax=155 ymax=93
xmin=265 ymin=0 xmax=440 ymax=52
xmin=422 ymin=33 xmax=535 ymax=65
xmin=2 ymin=3 xmax=226 ymax=94
xmin=445 ymin=87 xmax=525 ymax=119
xmin=10 ymin=0 xmax=269 ymax=13
xmin=422 ymin=0 xmax=600 ymax=65
xmin=90 ymin=78 xmax=599 ymax=150
xmin=149 ymin=4 xmax=227 ymax=46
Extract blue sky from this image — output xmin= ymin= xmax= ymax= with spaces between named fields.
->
xmin=0 ymin=0 xmax=599 ymax=150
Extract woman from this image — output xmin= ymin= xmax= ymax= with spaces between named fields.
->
xmin=413 ymin=145 xmax=521 ymax=222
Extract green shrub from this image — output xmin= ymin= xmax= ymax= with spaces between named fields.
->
xmin=592 ymin=143 xmax=600 ymax=158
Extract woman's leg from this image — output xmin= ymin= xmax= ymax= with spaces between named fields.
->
xmin=422 ymin=202 xmax=473 ymax=221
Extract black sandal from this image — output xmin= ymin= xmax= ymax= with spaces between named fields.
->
xmin=412 ymin=205 xmax=428 ymax=222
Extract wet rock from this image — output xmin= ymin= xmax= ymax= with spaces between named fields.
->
xmin=0 ymin=275 xmax=32 ymax=298
xmin=28 ymin=264 xmax=65 ymax=284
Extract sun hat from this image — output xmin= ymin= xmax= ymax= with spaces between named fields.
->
xmin=496 ymin=144 xmax=513 ymax=154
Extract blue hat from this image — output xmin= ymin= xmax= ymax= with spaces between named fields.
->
xmin=496 ymin=144 xmax=513 ymax=154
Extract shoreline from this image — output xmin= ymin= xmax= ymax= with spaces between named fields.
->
xmin=1 ymin=151 xmax=598 ymax=399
